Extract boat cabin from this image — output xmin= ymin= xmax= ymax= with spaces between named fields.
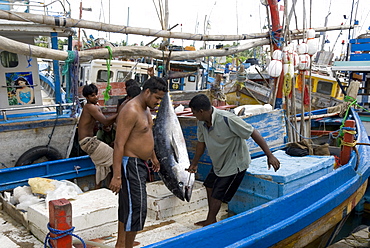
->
xmin=155 ymin=60 xmax=206 ymax=91
xmin=0 ymin=49 xmax=43 ymax=112
xmin=301 ymin=72 xmax=345 ymax=109
xmin=332 ymin=34 xmax=370 ymax=108
xmin=79 ymin=59 xmax=153 ymax=105
xmin=0 ymin=2 xmax=77 ymax=168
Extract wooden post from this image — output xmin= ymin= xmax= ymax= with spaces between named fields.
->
xmin=49 ymin=198 xmax=72 ymax=248
xmin=340 ymin=120 xmax=356 ymax=165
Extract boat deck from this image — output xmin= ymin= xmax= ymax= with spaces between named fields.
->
xmin=0 ymin=199 xmax=228 ymax=247
xmin=0 ymin=208 xmax=43 ymax=247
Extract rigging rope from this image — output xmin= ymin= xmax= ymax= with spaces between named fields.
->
xmin=62 ymin=50 xmax=81 ymax=117
xmin=70 ymin=50 xmax=81 ymax=117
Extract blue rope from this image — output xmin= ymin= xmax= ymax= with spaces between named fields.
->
xmin=270 ymin=29 xmax=284 ymax=48
xmin=341 ymin=127 xmax=356 ymax=131
xmin=44 ymin=223 xmax=86 ymax=248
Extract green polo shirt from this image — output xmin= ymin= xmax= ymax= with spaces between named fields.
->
xmin=197 ymin=107 xmax=254 ymax=177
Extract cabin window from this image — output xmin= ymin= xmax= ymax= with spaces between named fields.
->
xmin=97 ymin=70 xmax=114 ymax=82
xmin=117 ymin=71 xmax=132 ymax=82
xmin=1 ymin=51 xmax=18 ymax=68
xmin=188 ymin=75 xmax=196 ymax=82
xmin=316 ymin=81 xmax=333 ymax=95
xmin=173 ymin=78 xmax=179 ymax=82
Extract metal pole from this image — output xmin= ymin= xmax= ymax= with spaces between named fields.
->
xmin=77 ymin=1 xmax=82 ymax=51
xmin=126 ymin=7 xmax=129 ymax=45
xmin=51 ymin=32 xmax=62 ymax=115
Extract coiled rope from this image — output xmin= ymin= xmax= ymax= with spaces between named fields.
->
xmin=44 ymin=223 xmax=86 ymax=248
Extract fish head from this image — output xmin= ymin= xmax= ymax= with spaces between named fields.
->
xmin=172 ymin=173 xmax=194 ymax=202
xmin=184 ymin=170 xmax=195 ymax=202
xmin=185 ymin=183 xmax=194 ymax=202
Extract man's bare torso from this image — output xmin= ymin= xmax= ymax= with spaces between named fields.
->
xmin=78 ymin=104 xmax=101 ymax=141
xmin=119 ymin=98 xmax=154 ymax=161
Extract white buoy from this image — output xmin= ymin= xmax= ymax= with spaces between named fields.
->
xmin=267 ymin=59 xmax=283 ymax=77
xmin=307 ymin=38 xmax=318 ymax=56
xmin=297 ymin=43 xmax=308 ymax=55
xmin=282 ymin=46 xmax=291 ymax=64
xmin=298 ymin=54 xmax=310 ymax=70
xmin=272 ymin=49 xmax=283 ymax=60
xmin=293 ymin=51 xmax=300 ymax=70
xmin=306 ymin=29 xmax=315 ymax=39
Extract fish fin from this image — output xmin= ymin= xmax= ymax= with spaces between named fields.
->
xmin=170 ymin=134 xmax=179 ymax=163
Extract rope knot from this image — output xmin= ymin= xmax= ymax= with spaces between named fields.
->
xmin=44 ymin=223 xmax=86 ymax=248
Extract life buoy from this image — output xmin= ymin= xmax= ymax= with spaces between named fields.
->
xmin=15 ymin=146 xmax=63 ymax=167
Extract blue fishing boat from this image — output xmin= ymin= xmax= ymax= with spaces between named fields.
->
xmin=332 ymin=33 xmax=370 ymax=137
xmin=0 ymin=1 xmax=79 ymax=169
xmin=0 ymin=1 xmax=369 ymax=247
xmin=142 ymin=106 xmax=370 ymax=248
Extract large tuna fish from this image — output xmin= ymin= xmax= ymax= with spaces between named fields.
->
xmin=153 ymin=92 xmax=195 ymax=202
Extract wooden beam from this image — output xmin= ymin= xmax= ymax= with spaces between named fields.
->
xmin=0 ymin=10 xmax=352 ymax=42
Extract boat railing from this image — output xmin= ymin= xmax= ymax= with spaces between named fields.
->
xmin=0 ymin=0 xmax=71 ymax=18
xmin=0 ymin=103 xmax=75 ymax=121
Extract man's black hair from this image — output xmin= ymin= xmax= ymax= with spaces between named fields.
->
xmin=189 ymin=94 xmax=212 ymax=112
xmin=125 ymin=79 xmax=139 ymax=88
xmin=126 ymin=85 xmax=141 ymax=98
xmin=82 ymin=83 xmax=98 ymax=97
xmin=142 ymin=76 xmax=168 ymax=93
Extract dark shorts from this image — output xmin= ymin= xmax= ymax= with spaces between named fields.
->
xmin=203 ymin=168 xmax=246 ymax=203
xmin=119 ymin=157 xmax=149 ymax=232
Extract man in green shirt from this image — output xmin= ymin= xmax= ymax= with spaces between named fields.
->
xmin=187 ymin=94 xmax=280 ymax=227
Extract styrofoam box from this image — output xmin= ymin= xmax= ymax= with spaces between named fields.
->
xmin=229 ymin=150 xmax=335 ymax=214
xmin=27 ymin=188 xmax=118 ymax=242
xmin=147 ymin=180 xmax=207 ymax=220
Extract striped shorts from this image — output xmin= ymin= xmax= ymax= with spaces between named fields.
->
xmin=119 ymin=157 xmax=148 ymax=232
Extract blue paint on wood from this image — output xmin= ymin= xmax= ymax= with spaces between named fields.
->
xmin=350 ymin=43 xmax=370 ymax=52
xmin=180 ymin=109 xmax=288 ymax=180
xmin=350 ymin=54 xmax=370 ymax=61
xmin=0 ymin=156 xmax=95 ymax=191
xmin=229 ymin=150 xmax=335 ymax=213
xmin=350 ymin=38 xmax=370 ymax=44
xmin=0 ymin=115 xmax=76 ymax=132
xmin=143 ymin=108 xmax=370 ymax=248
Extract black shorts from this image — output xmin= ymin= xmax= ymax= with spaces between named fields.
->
xmin=203 ymin=168 xmax=246 ymax=203
xmin=119 ymin=157 xmax=149 ymax=232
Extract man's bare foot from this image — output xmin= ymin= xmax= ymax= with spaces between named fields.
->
xmin=194 ymin=220 xmax=216 ymax=227
xmin=194 ymin=220 xmax=206 ymax=226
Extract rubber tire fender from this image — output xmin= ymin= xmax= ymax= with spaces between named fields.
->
xmin=15 ymin=146 xmax=63 ymax=166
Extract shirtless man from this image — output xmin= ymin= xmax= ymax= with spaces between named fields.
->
xmin=78 ymin=84 xmax=118 ymax=187
xmin=109 ymin=76 xmax=167 ymax=248
xmin=116 ymin=84 xmax=141 ymax=114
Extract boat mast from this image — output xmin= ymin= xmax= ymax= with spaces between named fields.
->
xmin=345 ymin=0 xmax=356 ymax=61
xmin=267 ymin=0 xmax=283 ymax=109
xmin=320 ymin=2 xmax=331 ymax=51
